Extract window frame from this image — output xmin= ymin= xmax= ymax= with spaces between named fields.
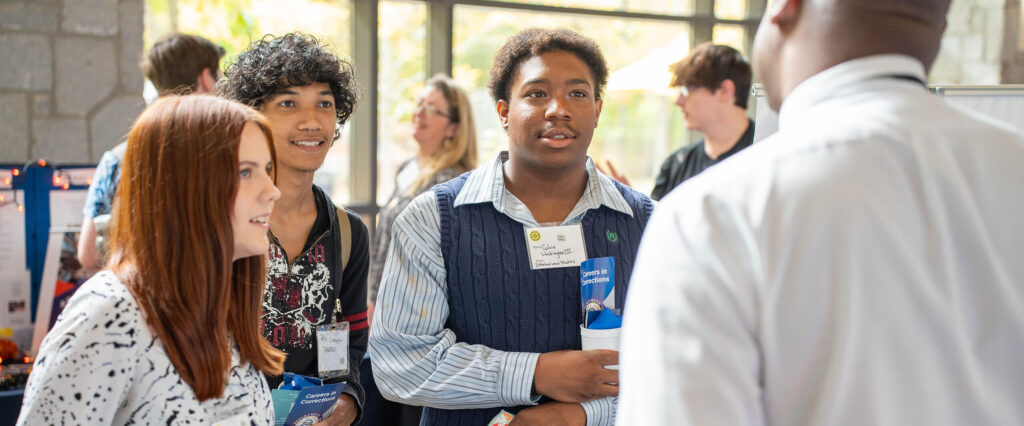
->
xmin=341 ymin=0 xmax=765 ymax=232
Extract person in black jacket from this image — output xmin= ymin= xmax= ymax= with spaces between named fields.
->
xmin=599 ymin=43 xmax=755 ymax=201
xmin=650 ymin=42 xmax=755 ymax=200
xmin=219 ymin=33 xmax=368 ymax=426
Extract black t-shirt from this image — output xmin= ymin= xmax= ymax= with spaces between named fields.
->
xmin=650 ymin=119 xmax=755 ymax=200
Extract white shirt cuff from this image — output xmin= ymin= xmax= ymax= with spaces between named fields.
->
xmin=582 ymin=396 xmax=617 ymax=426
xmin=497 ymin=351 xmax=541 ymax=406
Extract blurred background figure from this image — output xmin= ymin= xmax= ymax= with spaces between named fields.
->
xmin=19 ymin=95 xmax=284 ymax=424
xmin=362 ymin=74 xmax=477 ymax=426
xmin=598 ymin=42 xmax=753 ymax=201
xmin=649 ymin=42 xmax=753 ymax=200
xmin=77 ymin=33 xmax=225 ymax=272
xmin=368 ymin=74 xmax=478 ymax=314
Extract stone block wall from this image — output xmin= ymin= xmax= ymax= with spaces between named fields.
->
xmin=2 ymin=0 xmax=1023 ymax=165
xmin=928 ymin=0 xmax=1024 ymax=84
xmin=931 ymin=0 xmax=1007 ymax=84
xmin=0 ymin=0 xmax=144 ymax=164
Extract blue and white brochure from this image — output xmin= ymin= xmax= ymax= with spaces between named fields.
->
xmin=580 ymin=257 xmax=615 ymax=327
xmin=270 ymin=373 xmax=346 ymax=426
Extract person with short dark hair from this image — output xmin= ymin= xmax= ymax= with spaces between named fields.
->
xmin=141 ymin=32 xmax=226 ymax=96
xmin=220 ymin=33 xmax=368 ymax=426
xmin=619 ymin=0 xmax=1024 ymax=424
xmin=650 ymin=42 xmax=754 ymax=200
xmin=78 ymin=33 xmax=226 ymax=271
xmin=19 ymin=95 xmax=284 ymax=424
xmin=370 ymin=28 xmax=654 ymax=426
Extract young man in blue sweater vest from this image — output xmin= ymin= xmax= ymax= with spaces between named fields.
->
xmin=369 ymin=28 xmax=654 ymax=426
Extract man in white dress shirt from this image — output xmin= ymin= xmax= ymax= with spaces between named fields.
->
xmin=618 ymin=0 xmax=1024 ymax=425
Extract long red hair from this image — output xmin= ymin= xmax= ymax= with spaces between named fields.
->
xmin=107 ymin=95 xmax=284 ymax=400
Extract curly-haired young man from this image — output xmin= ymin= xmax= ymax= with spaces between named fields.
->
xmin=370 ymin=28 xmax=654 ymax=426
xmin=219 ymin=33 xmax=368 ymax=426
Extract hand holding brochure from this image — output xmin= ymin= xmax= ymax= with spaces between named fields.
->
xmin=580 ymin=257 xmax=622 ymax=369
xmin=580 ymin=257 xmax=616 ymax=328
xmin=270 ymin=373 xmax=346 ymax=426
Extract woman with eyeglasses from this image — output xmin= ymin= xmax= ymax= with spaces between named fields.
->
xmin=17 ymin=95 xmax=285 ymax=425
xmin=368 ymin=74 xmax=478 ymax=312
xmin=362 ymin=74 xmax=477 ymax=426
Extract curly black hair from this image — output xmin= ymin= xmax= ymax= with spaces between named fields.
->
xmin=487 ymin=28 xmax=608 ymax=103
xmin=218 ymin=33 xmax=359 ymax=140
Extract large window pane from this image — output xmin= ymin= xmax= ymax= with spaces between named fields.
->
xmin=145 ymin=0 xmax=351 ymax=60
xmin=377 ymin=0 xmax=427 ymax=203
xmin=712 ymin=24 xmax=746 ymax=55
xmin=143 ymin=0 xmax=354 ymax=203
xmin=489 ymin=0 xmax=693 ymax=16
xmin=453 ymin=5 xmax=691 ymax=193
xmin=714 ymin=0 xmax=747 ymax=20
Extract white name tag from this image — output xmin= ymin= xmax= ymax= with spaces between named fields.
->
xmin=316 ymin=322 xmax=350 ymax=380
xmin=524 ymin=224 xmax=588 ymax=270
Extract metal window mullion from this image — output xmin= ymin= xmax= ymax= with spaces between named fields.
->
xmin=427 ymin=0 xmax=454 ymax=77
xmin=692 ymin=0 xmax=714 ymax=45
xmin=410 ymin=0 xmax=758 ymax=26
xmin=351 ymin=0 xmax=380 ymax=231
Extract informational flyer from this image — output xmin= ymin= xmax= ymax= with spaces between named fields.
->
xmin=0 ymin=194 xmax=32 ymax=350
xmin=270 ymin=373 xmax=346 ymax=426
xmin=580 ymin=257 xmax=615 ymax=327
xmin=0 ymin=190 xmax=27 ymax=274
xmin=31 ymin=229 xmax=88 ymax=355
xmin=48 ymin=188 xmax=88 ymax=228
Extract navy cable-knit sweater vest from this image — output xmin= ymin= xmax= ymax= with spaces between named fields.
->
xmin=421 ymin=173 xmax=655 ymax=426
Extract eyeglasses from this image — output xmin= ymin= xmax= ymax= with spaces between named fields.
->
xmin=414 ymin=103 xmax=451 ymax=119
xmin=677 ymin=86 xmax=703 ymax=98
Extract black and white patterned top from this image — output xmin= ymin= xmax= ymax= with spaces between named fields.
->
xmin=18 ymin=271 xmax=274 ymax=425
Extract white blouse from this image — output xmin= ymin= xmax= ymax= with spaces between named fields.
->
xmin=18 ymin=271 xmax=274 ymax=425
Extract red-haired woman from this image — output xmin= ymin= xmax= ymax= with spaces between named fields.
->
xmin=18 ymin=95 xmax=285 ymax=424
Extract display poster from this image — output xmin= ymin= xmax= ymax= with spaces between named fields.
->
xmin=0 ymin=188 xmax=33 ymax=351
xmin=30 ymin=226 xmax=93 ymax=356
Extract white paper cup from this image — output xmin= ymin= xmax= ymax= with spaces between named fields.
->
xmin=580 ymin=325 xmax=620 ymax=370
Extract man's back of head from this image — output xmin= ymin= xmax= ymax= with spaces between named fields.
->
xmin=619 ymin=1 xmax=1024 ymax=425
xmin=753 ymin=0 xmax=952 ymax=109
xmin=141 ymin=33 xmax=225 ymax=96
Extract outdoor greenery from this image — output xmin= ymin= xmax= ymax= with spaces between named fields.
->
xmin=144 ymin=0 xmax=750 ymax=202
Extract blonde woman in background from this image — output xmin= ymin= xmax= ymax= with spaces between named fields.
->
xmin=368 ymin=74 xmax=477 ymax=314
xmin=362 ymin=74 xmax=476 ymax=426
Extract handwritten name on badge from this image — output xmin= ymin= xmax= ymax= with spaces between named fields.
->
xmin=524 ymin=224 xmax=588 ymax=270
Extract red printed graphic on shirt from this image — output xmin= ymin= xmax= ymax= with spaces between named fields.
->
xmin=260 ymin=242 xmax=332 ymax=350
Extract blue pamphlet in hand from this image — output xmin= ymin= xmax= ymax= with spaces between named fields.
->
xmin=271 ymin=373 xmax=346 ymax=426
xmin=580 ymin=257 xmax=615 ymax=327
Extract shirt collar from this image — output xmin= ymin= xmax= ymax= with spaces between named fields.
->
xmin=454 ymin=151 xmax=634 ymax=218
xmin=778 ymin=54 xmax=926 ymax=130
xmin=717 ymin=119 xmax=755 ymax=161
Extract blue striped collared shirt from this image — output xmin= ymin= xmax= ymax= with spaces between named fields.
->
xmin=369 ymin=152 xmax=635 ymax=426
